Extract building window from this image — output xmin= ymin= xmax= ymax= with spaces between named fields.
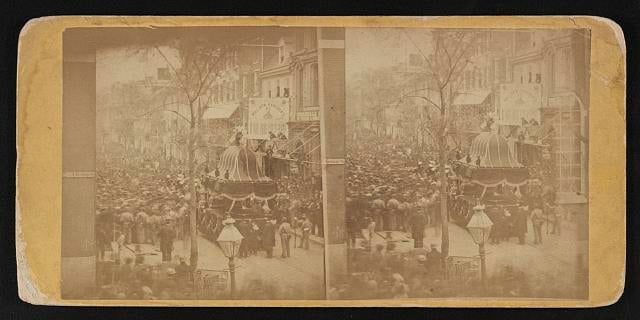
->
xmin=311 ymin=64 xmax=318 ymax=106
xmin=409 ymin=53 xmax=424 ymax=67
xmin=242 ymin=76 xmax=247 ymax=98
xmin=157 ymin=67 xmax=171 ymax=80
xmin=550 ymin=104 xmax=583 ymax=193
xmin=295 ymin=31 xmax=305 ymax=51
xmin=297 ymin=68 xmax=304 ymax=108
xmin=253 ymin=72 xmax=260 ymax=97
xmin=301 ymin=63 xmax=319 ymax=108
xmin=279 ymin=46 xmax=285 ymax=64
xmin=553 ymin=46 xmax=574 ymax=92
xmin=304 ymin=29 xmax=317 ymax=50
xmin=495 ymin=57 xmax=507 ymax=83
xmin=283 ymin=77 xmax=290 ymax=97
xmin=474 ymin=67 xmax=480 ymax=89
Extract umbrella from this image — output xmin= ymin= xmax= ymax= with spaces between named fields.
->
xmin=371 ymin=199 xmax=385 ymax=209
xmin=387 ymin=198 xmax=400 ymax=209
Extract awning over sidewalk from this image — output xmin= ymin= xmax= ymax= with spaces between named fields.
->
xmin=203 ymin=103 xmax=239 ymax=120
xmin=453 ymin=90 xmax=492 ymax=106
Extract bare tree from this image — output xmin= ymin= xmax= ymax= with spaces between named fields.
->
xmin=401 ymin=29 xmax=481 ymax=273
xmin=154 ymin=38 xmax=232 ymax=270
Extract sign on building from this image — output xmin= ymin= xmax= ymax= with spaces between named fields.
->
xmin=248 ymin=98 xmax=290 ymax=138
xmin=497 ymin=83 xmax=542 ymax=126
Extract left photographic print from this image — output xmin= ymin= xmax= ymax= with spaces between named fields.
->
xmin=62 ymin=27 xmax=326 ymax=300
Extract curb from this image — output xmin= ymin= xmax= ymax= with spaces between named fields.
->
xmin=291 ymin=230 xmax=325 ymax=246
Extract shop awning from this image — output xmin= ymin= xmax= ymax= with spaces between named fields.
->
xmin=202 ymin=104 xmax=239 ymax=120
xmin=453 ymin=90 xmax=492 ymax=106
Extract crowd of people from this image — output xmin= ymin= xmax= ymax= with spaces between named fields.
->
xmin=340 ymin=128 xmax=567 ymax=299
xmin=93 ymin=136 xmax=324 ymax=298
xmin=345 ymin=131 xmax=449 ymax=246
xmin=333 ymin=240 xmax=446 ymax=299
xmin=94 ymin=158 xmax=201 ymax=299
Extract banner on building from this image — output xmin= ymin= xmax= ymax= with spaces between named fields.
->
xmin=248 ymin=98 xmax=290 ymax=138
xmin=497 ymin=83 xmax=542 ymax=126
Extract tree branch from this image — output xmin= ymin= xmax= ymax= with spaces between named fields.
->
xmin=154 ymin=45 xmax=193 ymax=102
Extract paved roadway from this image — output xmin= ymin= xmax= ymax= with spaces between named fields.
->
xmin=125 ymin=231 xmax=326 ymax=300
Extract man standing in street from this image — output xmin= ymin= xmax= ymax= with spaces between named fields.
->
xmin=531 ymin=205 xmax=545 ymax=245
xmin=409 ymin=210 xmax=427 ymax=248
xmin=367 ymin=217 xmax=376 ymax=250
xmin=300 ymin=215 xmax=313 ymax=250
xmin=158 ymin=219 xmax=176 ymax=262
xmin=262 ymin=219 xmax=276 ymax=258
xmin=237 ymin=219 xmax=250 ymax=258
xmin=346 ymin=214 xmax=359 ymax=248
xmin=278 ymin=217 xmax=292 ymax=258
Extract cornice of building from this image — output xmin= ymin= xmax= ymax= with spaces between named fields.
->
xmin=259 ymin=64 xmax=291 ymax=78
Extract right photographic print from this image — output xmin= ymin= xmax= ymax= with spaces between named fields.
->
xmin=342 ymin=28 xmax=590 ymax=300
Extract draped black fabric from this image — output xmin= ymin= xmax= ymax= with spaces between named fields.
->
xmin=216 ymin=145 xmax=278 ymax=200
xmin=454 ymin=162 xmax=529 ymax=187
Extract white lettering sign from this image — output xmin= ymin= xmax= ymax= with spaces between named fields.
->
xmin=248 ymin=98 xmax=290 ymax=138
xmin=498 ymin=84 xmax=542 ymax=126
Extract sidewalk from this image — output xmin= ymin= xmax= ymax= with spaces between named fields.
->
xmin=291 ymin=229 xmax=325 ymax=246
xmin=130 ymin=234 xmax=326 ymax=299
xmin=358 ymin=219 xmax=583 ymax=295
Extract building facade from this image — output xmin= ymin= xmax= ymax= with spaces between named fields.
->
xmin=258 ymin=28 xmax=322 ymax=178
xmin=505 ymin=30 xmax=590 ymax=207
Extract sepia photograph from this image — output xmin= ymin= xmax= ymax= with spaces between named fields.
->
xmin=62 ymin=27 xmax=326 ymax=300
xmin=339 ymin=28 xmax=590 ymax=299
xmin=17 ymin=17 xmax=622 ymax=307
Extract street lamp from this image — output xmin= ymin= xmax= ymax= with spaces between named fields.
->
xmin=216 ymin=215 xmax=244 ymax=299
xmin=466 ymin=204 xmax=493 ymax=292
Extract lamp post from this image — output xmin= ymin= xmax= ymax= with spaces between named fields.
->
xmin=466 ymin=204 xmax=493 ymax=292
xmin=216 ymin=215 xmax=244 ymax=299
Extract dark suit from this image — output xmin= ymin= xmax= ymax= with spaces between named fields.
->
xmin=158 ymin=225 xmax=176 ymax=262
xmin=237 ymin=221 xmax=250 ymax=258
xmin=409 ymin=212 xmax=427 ymax=248
xmin=262 ymin=222 xmax=276 ymax=258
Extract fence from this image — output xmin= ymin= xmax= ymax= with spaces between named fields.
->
xmin=447 ymin=255 xmax=480 ymax=285
xmin=193 ymin=268 xmax=229 ymax=299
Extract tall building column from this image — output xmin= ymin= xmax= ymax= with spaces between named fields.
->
xmin=61 ymin=30 xmax=97 ymax=298
xmin=317 ymin=27 xmax=346 ymax=296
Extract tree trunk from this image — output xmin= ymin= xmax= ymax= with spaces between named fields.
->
xmin=188 ymin=125 xmax=199 ymax=270
xmin=439 ymin=133 xmax=449 ymax=276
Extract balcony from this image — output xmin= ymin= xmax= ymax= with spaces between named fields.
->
xmin=294 ymin=109 xmax=320 ymax=122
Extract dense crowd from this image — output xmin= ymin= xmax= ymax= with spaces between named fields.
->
xmin=340 ymin=128 xmax=566 ymax=299
xmin=93 ymin=150 xmax=323 ymax=299
xmin=345 ymin=131 xmax=451 ymax=247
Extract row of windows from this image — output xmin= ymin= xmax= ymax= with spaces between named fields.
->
xmin=262 ymin=63 xmax=319 ymax=108
xmin=207 ymin=64 xmax=319 ymax=110
xmin=211 ymin=80 xmax=239 ymax=104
